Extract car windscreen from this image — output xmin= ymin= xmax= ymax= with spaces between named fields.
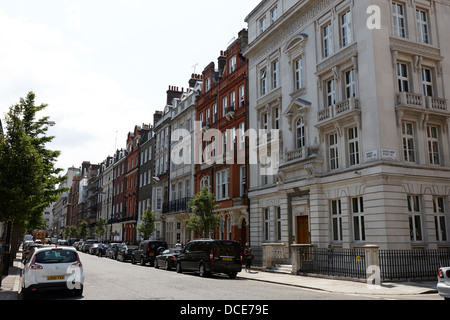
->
xmin=34 ymin=250 xmax=78 ymax=264
xmin=212 ymin=242 xmax=241 ymax=257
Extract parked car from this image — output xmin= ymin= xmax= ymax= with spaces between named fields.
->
xmin=81 ymin=239 xmax=98 ymax=253
xmin=89 ymin=243 xmax=101 ymax=255
xmin=131 ymin=240 xmax=168 ymax=266
xmin=117 ymin=245 xmax=138 ymax=262
xmin=154 ymin=248 xmax=182 ymax=270
xmin=438 ymin=267 xmax=450 ymax=300
xmin=22 ymin=243 xmax=44 ymax=263
xmin=176 ymin=239 xmax=242 ymax=279
xmin=106 ymin=243 xmax=124 ymax=259
xmin=20 ymin=246 xmax=84 ymax=299
xmin=75 ymin=241 xmax=84 ymax=251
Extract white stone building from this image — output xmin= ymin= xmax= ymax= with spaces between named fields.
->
xmin=244 ymin=0 xmax=450 ymax=255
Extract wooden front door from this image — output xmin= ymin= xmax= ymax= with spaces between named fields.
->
xmin=296 ymin=216 xmax=310 ymax=244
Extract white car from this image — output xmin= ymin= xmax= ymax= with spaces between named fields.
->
xmin=21 ymin=246 xmax=84 ymax=299
xmin=437 ymin=267 xmax=450 ymax=300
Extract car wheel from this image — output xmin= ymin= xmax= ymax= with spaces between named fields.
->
xmin=131 ymin=256 xmax=136 ymax=264
xmin=176 ymin=262 xmax=182 ymax=273
xmin=199 ymin=263 xmax=207 ymax=278
xmin=140 ymin=257 xmax=145 ymax=266
xmin=229 ymin=272 xmax=237 ymax=279
xmin=155 ymin=259 xmax=159 ymax=269
xmin=165 ymin=259 xmax=171 ymax=271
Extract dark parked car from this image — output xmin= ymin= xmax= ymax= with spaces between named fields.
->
xmin=106 ymin=243 xmax=124 ymax=259
xmin=154 ymin=248 xmax=182 ymax=270
xmin=176 ymin=239 xmax=242 ymax=279
xmin=22 ymin=243 xmax=44 ymax=263
xmin=81 ymin=239 xmax=98 ymax=253
xmin=117 ymin=245 xmax=138 ymax=262
xmin=131 ymin=240 xmax=168 ymax=266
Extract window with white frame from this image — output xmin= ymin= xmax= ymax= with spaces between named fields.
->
xmin=260 ymin=69 xmax=267 ymax=96
xmin=340 ymin=10 xmax=352 ymax=47
xmin=230 ymin=91 xmax=236 ymax=108
xmin=294 ymin=57 xmax=303 ymax=91
xmin=329 ymin=133 xmax=339 ymax=171
xmin=260 ymin=16 xmax=267 ymax=34
xmin=323 ymin=22 xmax=333 ymax=58
xmin=402 ymin=122 xmax=416 ymax=163
xmin=240 ymin=166 xmax=246 ymax=197
xmin=270 ymin=6 xmax=278 ymax=24
xmin=216 ymin=169 xmax=229 ymax=201
xmin=276 ymin=207 xmax=281 ymax=241
xmin=348 ymin=127 xmax=360 ymax=166
xmin=352 ymin=197 xmax=365 ymax=242
xmin=222 ymin=96 xmax=228 ymax=117
xmin=416 ymin=9 xmax=430 ymax=44
xmin=262 ymin=112 xmax=269 ymax=131
xmin=433 ymin=196 xmax=448 ymax=242
xmin=155 ymin=187 xmax=162 ymax=211
xmin=345 ymin=69 xmax=356 ymax=99
xmin=264 ymin=208 xmax=270 ymax=241
xmin=239 ymin=85 xmax=245 ymax=107
xmin=427 ymin=125 xmax=440 ymax=165
xmin=213 ymin=104 xmax=218 ymax=123
xmin=397 ymin=63 xmax=409 ymax=92
xmin=272 ymin=60 xmax=279 ymax=89
xmin=296 ymin=117 xmax=305 ymax=149
xmin=331 ymin=199 xmax=343 ymax=242
xmin=205 ymin=77 xmax=211 ymax=92
xmin=393 ymin=2 xmax=407 ymax=38
xmin=422 ymin=68 xmax=433 ymax=97
xmin=239 ymin=122 xmax=245 ymax=150
xmin=229 ymin=55 xmax=237 ymax=74
xmin=407 ymin=195 xmax=422 ymax=241
xmin=274 ymin=107 xmax=280 ymax=130
xmin=200 ymin=176 xmax=210 ymax=192
xmin=326 ymin=79 xmax=336 ymax=107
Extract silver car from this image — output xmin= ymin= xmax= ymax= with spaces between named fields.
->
xmin=21 ymin=246 xmax=84 ymax=299
xmin=437 ymin=267 xmax=450 ymax=300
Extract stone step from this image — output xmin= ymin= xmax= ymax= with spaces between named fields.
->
xmin=268 ymin=264 xmax=293 ymax=274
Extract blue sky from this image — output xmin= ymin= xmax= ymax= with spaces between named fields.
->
xmin=0 ymin=0 xmax=260 ymax=172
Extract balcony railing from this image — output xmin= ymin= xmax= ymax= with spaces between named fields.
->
xmin=396 ymin=92 xmax=449 ymax=113
xmin=286 ymin=147 xmax=304 ymax=162
xmin=318 ymin=97 xmax=359 ymax=123
xmin=162 ymin=197 xmax=192 ymax=214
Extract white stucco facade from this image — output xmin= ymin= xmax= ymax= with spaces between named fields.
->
xmin=244 ymin=0 xmax=450 ymax=253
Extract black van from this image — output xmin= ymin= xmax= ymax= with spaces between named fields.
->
xmin=131 ymin=240 xmax=168 ymax=266
xmin=176 ymin=239 xmax=242 ymax=279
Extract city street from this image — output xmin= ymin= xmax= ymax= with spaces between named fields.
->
xmin=26 ymin=251 xmax=441 ymax=301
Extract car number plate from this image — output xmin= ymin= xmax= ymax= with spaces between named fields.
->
xmin=149 ymin=252 xmax=154 ymax=256
xmin=222 ymin=257 xmax=233 ymax=262
xmin=47 ymin=276 xmax=65 ymax=281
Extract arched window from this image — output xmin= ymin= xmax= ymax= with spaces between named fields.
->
xmin=200 ymin=176 xmax=211 ymax=192
xmin=296 ymin=117 xmax=306 ymax=149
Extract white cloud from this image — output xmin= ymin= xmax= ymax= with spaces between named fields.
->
xmin=0 ymin=9 xmax=149 ymax=171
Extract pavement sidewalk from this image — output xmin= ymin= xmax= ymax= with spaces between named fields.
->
xmin=0 ymin=251 xmax=438 ymax=300
xmin=237 ymin=268 xmax=438 ymax=296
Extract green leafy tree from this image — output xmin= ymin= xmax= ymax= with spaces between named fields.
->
xmin=95 ymin=217 xmax=107 ymax=241
xmin=185 ymin=186 xmax=220 ymax=238
xmin=78 ymin=221 xmax=88 ymax=240
xmin=137 ymin=206 xmax=156 ymax=240
xmin=0 ymin=92 xmax=66 ymax=268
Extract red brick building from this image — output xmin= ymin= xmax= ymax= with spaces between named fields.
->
xmin=194 ymin=30 xmax=249 ymax=247
xmin=123 ymin=125 xmax=142 ymax=243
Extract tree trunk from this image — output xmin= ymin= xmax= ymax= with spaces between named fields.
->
xmin=8 ymin=221 xmax=23 ymax=267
